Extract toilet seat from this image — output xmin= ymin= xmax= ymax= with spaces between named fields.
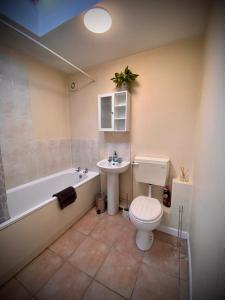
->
xmin=130 ymin=196 xmax=162 ymax=223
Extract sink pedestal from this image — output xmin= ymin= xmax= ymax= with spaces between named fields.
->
xmin=97 ymin=159 xmax=130 ymax=216
xmin=107 ymin=173 xmax=119 ymax=215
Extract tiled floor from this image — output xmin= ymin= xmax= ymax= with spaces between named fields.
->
xmin=0 ymin=208 xmax=189 ymax=300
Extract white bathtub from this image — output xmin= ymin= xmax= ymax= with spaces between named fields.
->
xmin=0 ymin=169 xmax=100 ymax=285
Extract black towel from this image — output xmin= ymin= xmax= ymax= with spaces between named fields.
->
xmin=53 ymin=186 xmax=77 ymax=210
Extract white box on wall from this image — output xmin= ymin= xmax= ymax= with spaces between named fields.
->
xmin=170 ymin=178 xmax=193 ymax=231
xmin=160 ymin=178 xmax=193 ymax=232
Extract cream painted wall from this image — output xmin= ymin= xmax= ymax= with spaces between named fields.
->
xmin=69 ymin=37 xmax=203 ymax=208
xmin=28 ymin=57 xmax=71 ymax=140
xmin=190 ymin=1 xmax=225 ymax=299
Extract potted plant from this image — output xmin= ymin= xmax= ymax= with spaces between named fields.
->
xmin=111 ymin=66 xmax=139 ymax=89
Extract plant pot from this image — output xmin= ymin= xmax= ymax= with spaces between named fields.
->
xmin=117 ymin=83 xmax=129 ymax=91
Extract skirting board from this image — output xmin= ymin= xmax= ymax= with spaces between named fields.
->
xmin=157 ymin=224 xmax=188 ymax=239
xmin=157 ymin=225 xmax=192 ymax=300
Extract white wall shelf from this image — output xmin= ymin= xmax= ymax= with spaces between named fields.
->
xmin=98 ymin=91 xmax=130 ymax=132
xmin=114 ymin=104 xmax=126 ymax=107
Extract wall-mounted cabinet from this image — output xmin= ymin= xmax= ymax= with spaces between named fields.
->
xmin=98 ymin=91 xmax=130 ymax=132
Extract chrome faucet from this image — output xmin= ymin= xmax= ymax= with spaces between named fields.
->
xmin=83 ymin=168 xmax=88 ymax=174
xmin=118 ymin=157 xmax=122 ymax=164
xmin=75 ymin=167 xmax=81 ymax=172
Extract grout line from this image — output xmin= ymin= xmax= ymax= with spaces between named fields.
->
xmin=3 ymin=209 xmax=188 ymax=299
xmin=72 ymin=267 xmax=94 ymax=300
xmin=80 ymin=278 xmax=94 ymax=300
xmin=32 ymin=256 xmax=66 ymax=297
xmin=141 ymin=258 xmax=188 ymax=283
xmin=93 ymin=278 xmax=128 ymax=299
xmin=72 ymin=207 xmax=104 ymax=236
xmin=155 ymin=231 xmax=189 ymax=256
xmin=93 ymin=246 xmax=112 ymax=280
xmin=129 ymin=258 xmax=143 ymax=300
xmin=47 ymin=246 xmax=69 ymax=262
xmin=14 ymin=277 xmax=34 ymax=299
xmin=65 ymin=251 xmax=123 ymax=300
xmin=141 ymin=261 xmax=182 ymax=299
xmin=72 ymin=215 xmax=137 ymax=299
xmin=47 ymin=207 xmax=102 ymax=261
xmin=0 ymin=212 xmax=107 ymax=295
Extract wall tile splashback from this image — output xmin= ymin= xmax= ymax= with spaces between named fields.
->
xmin=71 ymin=139 xmax=99 ymax=172
xmin=0 ymin=50 xmax=72 ymax=189
xmin=104 ymin=143 xmax=130 ymax=161
xmin=1 ymin=139 xmax=72 ymax=189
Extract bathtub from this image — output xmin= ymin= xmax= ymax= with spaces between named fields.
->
xmin=0 ymin=169 xmax=100 ymax=285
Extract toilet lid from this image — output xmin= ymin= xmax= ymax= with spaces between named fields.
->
xmin=130 ymin=196 xmax=162 ymax=222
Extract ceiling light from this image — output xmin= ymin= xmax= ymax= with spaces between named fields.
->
xmin=84 ymin=8 xmax=112 ymax=33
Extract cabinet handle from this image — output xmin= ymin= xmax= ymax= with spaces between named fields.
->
xmin=111 ymin=111 xmax=113 ymax=114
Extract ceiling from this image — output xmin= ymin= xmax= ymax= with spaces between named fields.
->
xmin=0 ymin=0 xmax=100 ymax=36
xmin=0 ymin=0 xmax=209 ymax=74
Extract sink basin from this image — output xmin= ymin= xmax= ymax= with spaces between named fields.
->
xmin=97 ymin=159 xmax=130 ymax=215
xmin=97 ymin=159 xmax=130 ymax=174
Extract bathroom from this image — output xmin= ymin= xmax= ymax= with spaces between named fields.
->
xmin=0 ymin=0 xmax=225 ymax=299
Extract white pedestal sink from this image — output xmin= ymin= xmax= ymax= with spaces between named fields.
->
xmin=97 ymin=159 xmax=130 ymax=215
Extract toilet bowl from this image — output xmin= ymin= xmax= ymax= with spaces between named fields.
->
xmin=129 ymin=196 xmax=163 ymax=251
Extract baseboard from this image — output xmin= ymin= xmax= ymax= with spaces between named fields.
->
xmin=157 ymin=224 xmax=188 ymax=239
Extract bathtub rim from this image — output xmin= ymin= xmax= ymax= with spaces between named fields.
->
xmin=0 ymin=169 xmax=99 ymax=231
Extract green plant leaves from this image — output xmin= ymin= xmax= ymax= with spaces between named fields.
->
xmin=110 ymin=66 xmax=139 ymax=87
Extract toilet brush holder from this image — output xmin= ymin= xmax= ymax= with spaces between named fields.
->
xmin=122 ymin=207 xmax=129 ymax=219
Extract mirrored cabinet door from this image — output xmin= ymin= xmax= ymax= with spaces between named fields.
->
xmin=98 ymin=93 xmax=114 ymax=131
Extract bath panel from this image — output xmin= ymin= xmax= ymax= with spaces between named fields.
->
xmin=0 ymin=169 xmax=100 ymax=285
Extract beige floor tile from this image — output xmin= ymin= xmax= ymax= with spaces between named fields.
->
xmin=91 ymin=218 xmax=122 ymax=247
xmin=36 ymin=262 xmax=91 ymax=300
xmin=179 ymin=257 xmax=189 ymax=281
xmin=16 ymin=249 xmax=63 ymax=295
xmin=131 ymin=263 xmax=179 ymax=300
xmin=143 ymin=239 xmax=188 ymax=280
xmin=49 ymin=229 xmax=86 ymax=259
xmin=104 ymin=212 xmax=135 ymax=230
xmin=181 ymin=240 xmax=188 ymax=256
xmin=82 ymin=280 xmax=125 ymax=300
xmin=114 ymin=226 xmax=144 ymax=262
xmin=96 ymin=249 xmax=139 ymax=299
xmin=71 ymin=209 xmax=101 ymax=235
xmin=89 ymin=207 xmax=106 ymax=218
xmin=179 ymin=280 xmax=189 ymax=300
xmin=154 ymin=230 xmax=178 ymax=246
xmin=0 ymin=278 xmax=32 ymax=300
xmin=69 ymin=236 xmax=110 ymax=277
xmin=154 ymin=230 xmax=188 ymax=255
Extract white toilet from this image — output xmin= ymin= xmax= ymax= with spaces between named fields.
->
xmin=129 ymin=156 xmax=170 ymax=251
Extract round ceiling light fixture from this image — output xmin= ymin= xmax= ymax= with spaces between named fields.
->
xmin=84 ymin=7 xmax=112 ymax=33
